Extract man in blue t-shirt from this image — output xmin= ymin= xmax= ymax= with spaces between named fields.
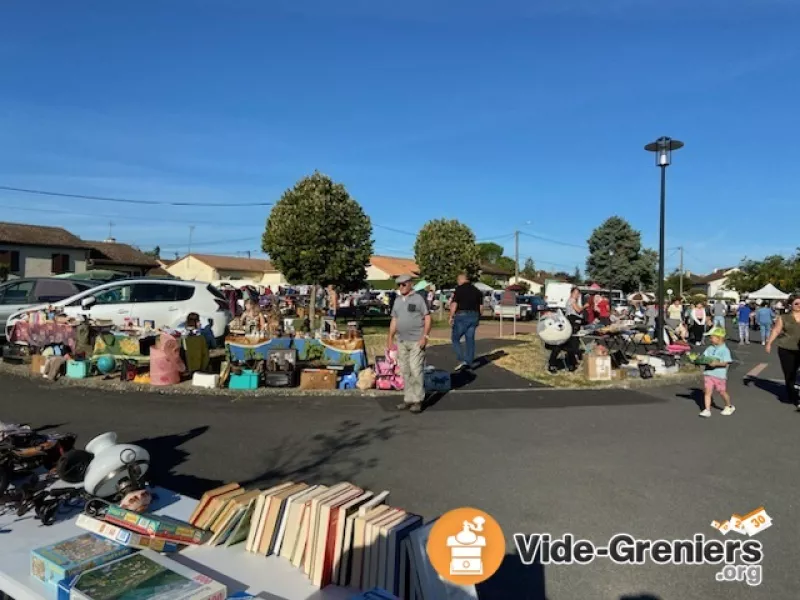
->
xmin=737 ymin=302 xmax=753 ymax=344
xmin=755 ymin=304 xmax=775 ymax=345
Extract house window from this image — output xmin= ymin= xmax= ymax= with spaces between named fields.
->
xmin=0 ymin=250 xmax=21 ymax=274
xmin=51 ymin=253 xmax=73 ymax=275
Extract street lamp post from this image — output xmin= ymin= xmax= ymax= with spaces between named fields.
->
xmin=645 ymin=136 xmax=684 ymax=350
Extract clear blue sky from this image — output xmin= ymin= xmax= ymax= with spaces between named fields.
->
xmin=1 ymin=0 xmax=798 ymax=277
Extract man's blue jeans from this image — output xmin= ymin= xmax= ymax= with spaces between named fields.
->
xmin=759 ymin=322 xmax=772 ymax=342
xmin=713 ymin=316 xmax=726 ymax=328
xmin=452 ymin=311 xmax=480 ymax=365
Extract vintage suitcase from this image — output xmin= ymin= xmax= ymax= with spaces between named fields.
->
xmin=299 ymin=369 xmax=336 ymax=390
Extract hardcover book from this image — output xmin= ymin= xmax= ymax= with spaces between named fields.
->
xmin=67 ymin=551 xmax=226 ymax=600
xmin=31 ymin=533 xmax=136 ymax=590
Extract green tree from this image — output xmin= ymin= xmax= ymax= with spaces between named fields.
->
xmin=263 ymin=172 xmax=373 ymax=325
xmin=144 ymin=246 xmax=161 ymax=259
xmin=521 ymin=257 xmax=537 ymax=280
xmin=495 ymin=256 xmax=516 ymax=273
xmin=726 ymin=252 xmax=800 ymax=294
xmin=572 ymin=266 xmax=583 ymax=285
xmin=663 ymin=269 xmax=685 ymax=298
xmin=414 ymin=219 xmax=480 ymax=288
xmin=476 ymin=242 xmax=504 ymax=264
xmin=586 ymin=216 xmax=657 ymax=293
xmin=479 ymin=274 xmax=499 ymax=288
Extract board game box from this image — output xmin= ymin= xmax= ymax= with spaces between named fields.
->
xmin=102 ymin=505 xmax=209 ymax=545
xmin=76 ymin=514 xmax=182 ymax=553
xmin=66 ymin=551 xmax=226 ymax=600
xmin=31 ymin=533 xmax=136 ymax=590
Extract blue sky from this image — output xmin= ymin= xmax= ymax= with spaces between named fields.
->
xmin=1 ymin=0 xmax=798 ymax=277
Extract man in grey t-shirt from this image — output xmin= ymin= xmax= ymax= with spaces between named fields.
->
xmin=388 ymin=275 xmax=432 ymax=413
xmin=712 ymin=301 xmax=727 ymax=329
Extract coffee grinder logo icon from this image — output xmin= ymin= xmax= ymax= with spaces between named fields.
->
xmin=447 ymin=516 xmax=487 ymax=575
xmin=427 ymin=507 xmax=505 ymax=585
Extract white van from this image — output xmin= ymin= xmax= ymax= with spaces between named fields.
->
xmin=5 ymin=279 xmax=232 ymax=339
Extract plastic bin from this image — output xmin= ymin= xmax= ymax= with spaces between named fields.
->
xmin=66 ymin=360 xmax=90 ymax=379
xmin=229 ymin=369 xmax=259 ymax=390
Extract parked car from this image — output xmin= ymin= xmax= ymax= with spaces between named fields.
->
xmin=0 ymin=278 xmax=101 ymax=338
xmin=4 ymin=279 xmax=232 ymax=340
xmin=518 ymin=295 xmax=548 ymax=320
xmin=493 ymin=303 xmax=531 ymax=320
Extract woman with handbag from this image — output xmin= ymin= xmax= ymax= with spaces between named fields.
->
xmin=765 ymin=295 xmax=800 ymax=409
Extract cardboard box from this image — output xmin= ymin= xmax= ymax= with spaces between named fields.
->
xmin=30 ymin=354 xmax=46 ymax=376
xmin=300 ymin=368 xmax=336 ymax=390
xmin=584 ymin=355 xmax=612 ymax=381
xmin=30 ymin=533 xmax=135 ymax=590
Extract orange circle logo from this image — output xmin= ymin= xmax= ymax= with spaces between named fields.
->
xmin=426 ymin=507 xmax=505 ymax=585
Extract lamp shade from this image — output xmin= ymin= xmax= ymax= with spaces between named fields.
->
xmin=644 ymin=137 xmax=684 ymax=167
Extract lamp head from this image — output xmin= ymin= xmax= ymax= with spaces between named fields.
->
xmin=644 ymin=136 xmax=684 ymax=167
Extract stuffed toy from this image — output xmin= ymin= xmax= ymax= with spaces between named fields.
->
xmin=538 ymin=310 xmax=580 ymax=373
xmin=537 ymin=311 xmax=573 ymax=345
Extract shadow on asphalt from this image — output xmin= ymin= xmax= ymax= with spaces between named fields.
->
xmin=133 ymin=418 xmax=402 ymax=499
xmin=743 ymin=376 xmax=795 ymax=405
xmin=132 ymin=426 xmax=222 ymax=499
xmin=477 ymin=553 xmax=546 ymax=600
xmin=675 ymin=387 xmax=724 ymax=411
xmin=620 ymin=595 xmax=662 ymax=600
xmin=239 ymin=417 xmax=399 ymax=490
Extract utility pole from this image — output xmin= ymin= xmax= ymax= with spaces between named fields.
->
xmin=678 ymin=245 xmax=684 ymax=299
xmin=107 ymin=221 xmax=114 ymax=240
xmin=514 ymin=230 xmax=520 ymax=281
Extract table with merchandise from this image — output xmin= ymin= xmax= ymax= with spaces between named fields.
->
xmin=0 ymin=487 xmax=354 ymax=600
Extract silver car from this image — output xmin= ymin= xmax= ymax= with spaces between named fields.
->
xmin=0 ymin=278 xmax=100 ymax=337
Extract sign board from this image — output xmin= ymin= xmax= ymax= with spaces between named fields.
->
xmin=501 ymin=291 xmax=517 ymax=307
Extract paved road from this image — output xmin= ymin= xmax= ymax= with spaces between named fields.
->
xmin=0 ymin=333 xmax=796 ymax=600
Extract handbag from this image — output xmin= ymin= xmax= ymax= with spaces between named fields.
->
xmin=638 ymin=363 xmax=655 ymax=379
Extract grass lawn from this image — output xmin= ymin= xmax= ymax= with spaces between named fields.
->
xmin=492 ymin=334 xmax=701 ymax=388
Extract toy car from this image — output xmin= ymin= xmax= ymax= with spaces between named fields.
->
xmin=0 ymin=427 xmax=77 ymax=495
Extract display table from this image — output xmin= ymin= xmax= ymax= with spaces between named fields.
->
xmin=8 ymin=322 xmax=77 ymax=351
xmin=0 ymin=487 xmax=352 ymax=600
xmin=225 ymin=337 xmax=367 ymax=372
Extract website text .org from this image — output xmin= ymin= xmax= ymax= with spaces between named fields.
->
xmin=514 ymin=533 xmax=763 ymax=587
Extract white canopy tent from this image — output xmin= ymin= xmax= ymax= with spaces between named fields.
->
xmin=748 ymin=283 xmax=789 ymax=300
xmin=474 ymin=281 xmax=495 ymax=293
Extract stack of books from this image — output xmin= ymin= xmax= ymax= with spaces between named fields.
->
xmin=191 ymin=481 xmax=425 ymax=598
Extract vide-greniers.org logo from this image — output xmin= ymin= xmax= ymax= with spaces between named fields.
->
xmin=514 ymin=533 xmax=764 ymax=586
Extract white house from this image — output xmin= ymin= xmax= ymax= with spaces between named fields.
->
xmin=166 ymin=254 xmax=287 ymax=287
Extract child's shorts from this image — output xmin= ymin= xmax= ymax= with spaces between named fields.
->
xmin=704 ymin=376 xmax=727 ymax=393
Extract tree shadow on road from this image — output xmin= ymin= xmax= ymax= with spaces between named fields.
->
xmin=240 ymin=416 xmax=401 ymax=489
xmin=132 ymin=426 xmax=222 ymax=499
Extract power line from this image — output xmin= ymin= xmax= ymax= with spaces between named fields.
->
xmin=0 ymin=185 xmax=273 ymax=207
xmin=0 ymin=203 xmax=255 ymax=227
xmin=373 ymin=223 xmax=416 ymax=236
xmin=158 ymin=236 xmax=261 ymax=249
xmin=519 ymin=231 xmax=587 ymax=250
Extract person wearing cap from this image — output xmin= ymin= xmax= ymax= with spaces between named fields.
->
xmin=387 ymin=274 xmax=432 ymax=413
xmin=698 ymin=326 xmax=735 ymax=418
